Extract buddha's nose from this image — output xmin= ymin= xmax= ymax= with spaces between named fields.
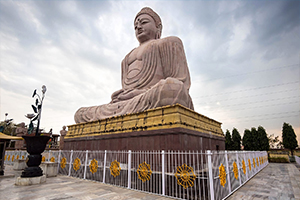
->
xmin=137 ymin=23 xmax=142 ymax=29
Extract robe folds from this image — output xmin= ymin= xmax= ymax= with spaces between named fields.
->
xmin=74 ymin=36 xmax=194 ymax=123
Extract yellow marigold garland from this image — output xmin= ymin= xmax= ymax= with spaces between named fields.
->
xmin=137 ymin=161 xmax=152 ymax=183
xmin=242 ymin=160 xmax=246 ymax=175
xmin=233 ymin=161 xmax=239 ymax=180
xmin=73 ymin=157 xmax=81 ymax=171
xmin=248 ymin=159 xmax=251 ymax=171
xmin=50 ymin=157 xmax=55 ymax=162
xmin=219 ymin=163 xmax=226 ymax=187
xmin=253 ymin=158 xmax=256 ymax=168
xmin=89 ymin=159 xmax=98 ymax=174
xmin=60 ymin=157 xmax=67 ymax=169
xmin=42 ymin=156 xmax=45 ymax=162
xmin=110 ymin=160 xmax=121 ymax=178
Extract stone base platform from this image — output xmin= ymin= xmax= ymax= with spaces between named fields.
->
xmin=15 ymin=175 xmax=46 ymax=186
xmin=40 ymin=162 xmax=58 ymax=177
xmin=65 ymin=104 xmax=225 ymax=151
xmin=13 ymin=159 xmax=26 ymax=170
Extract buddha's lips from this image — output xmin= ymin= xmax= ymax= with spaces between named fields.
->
xmin=138 ymin=29 xmax=143 ymax=34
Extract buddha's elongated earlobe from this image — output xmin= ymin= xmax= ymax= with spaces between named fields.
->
xmin=155 ymin=31 xmax=160 ymax=39
xmin=155 ymin=24 xmax=162 ymax=39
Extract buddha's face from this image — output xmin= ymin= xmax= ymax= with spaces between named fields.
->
xmin=134 ymin=14 xmax=158 ymax=44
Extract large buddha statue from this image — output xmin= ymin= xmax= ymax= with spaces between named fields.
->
xmin=74 ymin=7 xmax=194 ymax=123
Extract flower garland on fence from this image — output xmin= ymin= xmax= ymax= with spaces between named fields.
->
xmin=233 ymin=161 xmax=239 ymax=180
xmin=219 ymin=163 xmax=226 ymax=187
xmin=73 ymin=157 xmax=81 ymax=171
xmin=89 ymin=159 xmax=98 ymax=174
xmin=242 ymin=160 xmax=246 ymax=175
xmin=137 ymin=161 xmax=152 ymax=182
xmin=248 ymin=159 xmax=251 ymax=171
xmin=110 ymin=160 xmax=121 ymax=178
xmin=60 ymin=157 xmax=66 ymax=169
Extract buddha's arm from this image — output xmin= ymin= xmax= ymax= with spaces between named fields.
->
xmin=159 ymin=36 xmax=191 ymax=90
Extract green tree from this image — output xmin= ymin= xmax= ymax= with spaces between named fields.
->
xmin=0 ymin=120 xmax=17 ymax=136
xmin=225 ymin=129 xmax=233 ymax=150
xmin=282 ymin=122 xmax=298 ymax=156
xmin=251 ymin=127 xmax=259 ymax=150
xmin=242 ymin=129 xmax=253 ymax=150
xmin=232 ymin=128 xmax=241 ymax=150
xmin=257 ymin=126 xmax=269 ymax=151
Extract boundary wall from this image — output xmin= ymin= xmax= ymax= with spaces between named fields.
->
xmin=5 ymin=150 xmax=268 ymax=200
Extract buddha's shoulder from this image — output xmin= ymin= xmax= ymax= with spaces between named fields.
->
xmin=156 ymin=36 xmax=183 ymax=46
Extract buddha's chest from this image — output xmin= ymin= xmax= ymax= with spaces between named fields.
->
xmin=127 ymin=43 xmax=150 ymax=79
xmin=128 ymin=44 xmax=148 ymax=64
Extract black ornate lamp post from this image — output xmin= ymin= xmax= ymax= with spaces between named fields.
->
xmin=21 ymin=85 xmax=50 ymax=178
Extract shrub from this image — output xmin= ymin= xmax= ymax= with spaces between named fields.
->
xmin=289 ymin=156 xmax=295 ymax=162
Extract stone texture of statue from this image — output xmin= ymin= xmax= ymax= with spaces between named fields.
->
xmin=74 ymin=7 xmax=194 ymax=123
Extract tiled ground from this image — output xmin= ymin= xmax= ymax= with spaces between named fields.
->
xmin=1 ymin=163 xmax=299 ymax=200
xmin=0 ymin=165 xmax=170 ymax=200
xmin=227 ymin=163 xmax=300 ymax=200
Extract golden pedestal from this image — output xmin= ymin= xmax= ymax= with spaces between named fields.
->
xmin=65 ymin=104 xmax=225 ymax=151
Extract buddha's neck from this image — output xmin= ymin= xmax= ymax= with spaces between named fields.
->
xmin=139 ymin=39 xmax=155 ymax=46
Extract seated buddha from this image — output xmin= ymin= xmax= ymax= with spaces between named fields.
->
xmin=74 ymin=7 xmax=194 ymax=123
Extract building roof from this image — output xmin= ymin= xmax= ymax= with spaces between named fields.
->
xmin=0 ymin=132 xmax=23 ymax=140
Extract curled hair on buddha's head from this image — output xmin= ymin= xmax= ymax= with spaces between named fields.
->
xmin=135 ymin=7 xmax=163 ymax=39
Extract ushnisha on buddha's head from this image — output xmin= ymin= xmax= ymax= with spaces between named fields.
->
xmin=134 ymin=7 xmax=163 ymax=45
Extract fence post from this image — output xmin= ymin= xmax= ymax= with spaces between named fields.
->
xmin=225 ymin=151 xmax=231 ymax=193
xmin=84 ymin=150 xmax=88 ymax=179
xmin=162 ymin=150 xmax=165 ymax=196
xmin=207 ymin=150 xmax=214 ymax=200
xmin=243 ymin=152 xmax=248 ymax=180
xmin=57 ymin=150 xmax=61 ymax=174
xmin=127 ymin=150 xmax=131 ymax=189
xmin=103 ymin=150 xmax=107 ymax=183
xmin=236 ymin=151 xmax=242 ymax=186
xmin=48 ymin=150 xmax=51 ymax=161
xmin=68 ymin=150 xmax=73 ymax=176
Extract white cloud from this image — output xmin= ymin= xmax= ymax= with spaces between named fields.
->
xmin=0 ymin=1 xmax=299 ymax=144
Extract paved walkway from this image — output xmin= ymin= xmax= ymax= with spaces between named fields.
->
xmin=0 ymin=165 xmax=170 ymax=200
xmin=1 ymin=163 xmax=299 ymax=200
xmin=228 ymin=163 xmax=300 ymax=200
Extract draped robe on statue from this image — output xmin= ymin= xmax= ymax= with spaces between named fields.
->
xmin=74 ymin=36 xmax=194 ymax=123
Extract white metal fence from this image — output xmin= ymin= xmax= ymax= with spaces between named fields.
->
xmin=4 ymin=150 xmax=268 ymax=200
xmin=296 ymin=156 xmax=300 ymax=165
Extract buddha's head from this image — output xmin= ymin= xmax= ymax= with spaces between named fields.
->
xmin=134 ymin=7 xmax=162 ymax=44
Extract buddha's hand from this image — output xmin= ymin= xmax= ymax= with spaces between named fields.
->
xmin=112 ymin=89 xmax=147 ymax=102
xmin=111 ymin=89 xmax=124 ymax=103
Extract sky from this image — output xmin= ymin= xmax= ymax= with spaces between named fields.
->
xmin=0 ymin=0 xmax=299 ymax=145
